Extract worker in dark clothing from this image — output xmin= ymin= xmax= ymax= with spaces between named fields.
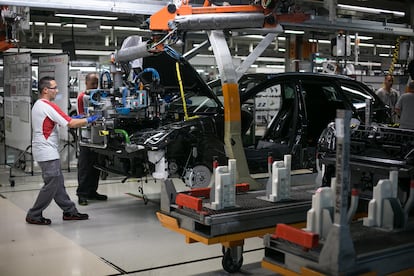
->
xmin=76 ymin=72 xmax=107 ymax=205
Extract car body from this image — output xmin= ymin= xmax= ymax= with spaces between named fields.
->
xmin=317 ymin=122 xmax=414 ymax=199
xmin=212 ymin=72 xmax=391 ymax=173
xmin=83 ymin=50 xmax=391 ymax=187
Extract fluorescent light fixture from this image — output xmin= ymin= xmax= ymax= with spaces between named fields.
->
xmin=338 ymin=4 xmax=405 ymax=17
xmin=379 ymin=53 xmax=392 ymax=57
xmin=349 ymin=35 xmax=373 ymax=40
xmin=266 ymin=65 xmax=285 ymax=68
xmin=284 ymin=30 xmax=305 ymax=34
xmin=308 ymin=39 xmax=331 ymax=44
xmin=376 ymin=44 xmax=395 ymax=49
xmin=5 ymin=48 xmax=113 ymax=56
xmin=55 ymin=13 xmax=118 ymax=21
xmin=113 ymin=26 xmax=143 ymax=32
xmin=240 ymin=56 xmax=285 ymax=63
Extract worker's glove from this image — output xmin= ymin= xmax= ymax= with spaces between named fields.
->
xmin=71 ymin=114 xmax=84 ymax=119
xmin=86 ymin=114 xmax=101 ymax=124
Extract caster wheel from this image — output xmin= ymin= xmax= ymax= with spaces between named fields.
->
xmin=222 ymin=248 xmax=243 ymax=273
xmin=143 ymin=195 xmax=148 ymax=205
xmin=138 ymin=186 xmax=143 ymax=194
xmin=10 ymin=179 xmax=15 ymax=187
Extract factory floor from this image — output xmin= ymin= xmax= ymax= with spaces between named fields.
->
xmin=0 ymin=153 xmax=281 ymax=275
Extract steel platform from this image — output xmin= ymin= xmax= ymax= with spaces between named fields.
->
xmin=262 ymin=220 xmax=414 ymax=275
xmin=159 ymin=178 xmax=314 ymax=238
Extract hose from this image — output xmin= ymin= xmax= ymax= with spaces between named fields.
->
xmin=175 ymin=62 xmax=198 ymax=121
xmin=114 ymin=129 xmax=130 ymax=144
xmin=100 ymin=70 xmax=113 ymax=89
xmin=137 ymin=67 xmax=160 ymax=83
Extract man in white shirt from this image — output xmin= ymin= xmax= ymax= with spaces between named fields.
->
xmin=26 ymin=76 xmax=100 ymax=225
xmin=376 ymin=74 xmax=399 ymax=123
xmin=395 ymin=81 xmax=414 ymax=130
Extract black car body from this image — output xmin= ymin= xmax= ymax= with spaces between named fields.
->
xmin=317 ymin=122 xmax=414 ymax=198
xmin=234 ymin=72 xmax=391 ymax=173
xmin=81 ymin=49 xmax=391 ymax=187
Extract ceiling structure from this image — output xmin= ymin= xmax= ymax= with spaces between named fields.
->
xmin=1 ymin=0 xmax=413 ymax=72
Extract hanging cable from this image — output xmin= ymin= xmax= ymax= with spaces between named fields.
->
xmin=388 ymin=36 xmax=401 ymax=75
xmin=175 ymin=62 xmax=198 ymax=121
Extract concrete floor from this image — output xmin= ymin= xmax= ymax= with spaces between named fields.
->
xmin=0 ymin=161 xmax=279 ymax=276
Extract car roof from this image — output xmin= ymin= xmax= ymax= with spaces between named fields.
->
xmin=240 ymin=72 xmax=373 ymax=101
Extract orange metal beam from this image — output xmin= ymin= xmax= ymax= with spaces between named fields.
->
xmin=222 ymin=83 xmax=241 ymax=122
xmin=156 ymin=211 xmax=276 ymax=245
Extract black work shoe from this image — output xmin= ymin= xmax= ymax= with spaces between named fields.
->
xmin=63 ymin=212 xmax=89 ymax=221
xmin=87 ymin=193 xmax=108 ymax=201
xmin=26 ymin=216 xmax=51 ymax=225
xmin=78 ymin=197 xmax=88 ymax=206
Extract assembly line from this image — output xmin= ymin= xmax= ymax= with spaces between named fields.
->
xmin=2 ymin=0 xmax=414 ymax=275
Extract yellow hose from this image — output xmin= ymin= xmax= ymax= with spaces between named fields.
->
xmin=175 ymin=62 xmax=198 ymax=121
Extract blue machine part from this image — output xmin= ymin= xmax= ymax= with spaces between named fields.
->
xmin=89 ymin=89 xmax=108 ymax=106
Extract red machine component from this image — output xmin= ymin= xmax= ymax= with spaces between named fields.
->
xmin=272 ymin=223 xmax=319 ymax=250
xmin=175 ymin=183 xmax=250 ymax=212
xmin=176 ymin=193 xmax=204 ymax=211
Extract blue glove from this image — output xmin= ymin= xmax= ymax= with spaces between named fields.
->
xmin=71 ymin=114 xmax=84 ymax=119
xmin=86 ymin=114 xmax=101 ymax=123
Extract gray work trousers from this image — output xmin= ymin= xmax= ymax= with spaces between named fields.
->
xmin=27 ymin=159 xmax=78 ymax=220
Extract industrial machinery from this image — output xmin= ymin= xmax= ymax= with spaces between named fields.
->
xmin=79 ymin=49 xmax=228 ymax=187
xmin=79 ymin=0 xmax=310 ymax=189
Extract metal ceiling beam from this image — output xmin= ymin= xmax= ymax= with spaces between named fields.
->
xmin=281 ymin=16 xmax=414 ymax=37
xmin=1 ymin=0 xmax=168 ymax=15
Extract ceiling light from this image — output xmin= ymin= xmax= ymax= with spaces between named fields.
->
xmin=349 ymin=35 xmax=373 ymax=40
xmin=308 ymin=39 xmax=331 ymax=44
xmin=284 ymin=30 xmax=305 ymax=34
xmin=338 ymin=4 xmax=405 ymax=17
xmin=55 ymin=13 xmax=118 ymax=21
xmin=5 ymin=48 xmax=113 ymax=56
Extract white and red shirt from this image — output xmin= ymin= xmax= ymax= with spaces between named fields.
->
xmin=31 ymin=99 xmax=71 ymax=162
xmin=77 ymin=91 xmax=86 ymax=115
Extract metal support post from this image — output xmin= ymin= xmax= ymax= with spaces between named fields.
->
xmin=319 ymin=109 xmax=356 ymax=273
xmin=235 ymin=32 xmax=278 ymax=79
xmin=207 ymin=30 xmax=260 ymax=189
